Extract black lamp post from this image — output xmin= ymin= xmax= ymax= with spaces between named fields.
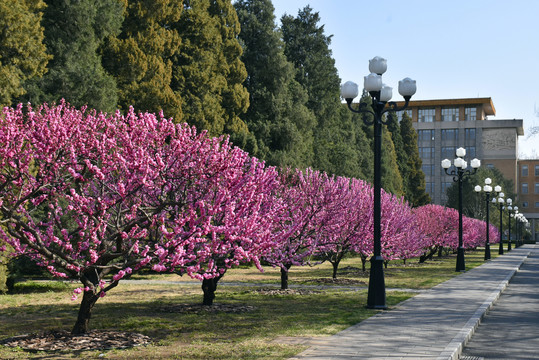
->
xmin=494 ymin=189 xmax=505 ymax=255
xmin=442 ymin=149 xmax=481 ymax=272
xmin=474 ymin=178 xmax=494 ymax=260
xmin=341 ymin=56 xmax=416 ymax=309
xmin=506 ymin=198 xmax=513 ymax=251
xmin=515 ymin=212 xmax=520 ymax=247
xmin=515 ymin=212 xmax=525 ymax=247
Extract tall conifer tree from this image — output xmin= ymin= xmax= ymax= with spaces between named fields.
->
xmin=102 ymin=0 xmax=183 ymax=120
xmin=0 ymin=0 xmax=49 ymax=107
xmin=22 ymin=0 xmax=123 ymax=113
xmin=280 ymin=6 xmax=365 ymax=178
xmin=400 ymin=112 xmax=430 ymax=206
xmin=174 ymin=0 xmax=253 ymax=149
xmin=234 ymin=0 xmax=315 ymax=167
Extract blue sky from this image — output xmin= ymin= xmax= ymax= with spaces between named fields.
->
xmin=271 ymin=0 xmax=539 ymax=157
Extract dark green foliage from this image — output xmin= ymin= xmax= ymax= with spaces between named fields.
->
xmin=21 ymin=0 xmax=123 ymax=113
xmin=175 ymin=0 xmax=252 ymax=146
xmin=0 ymin=0 xmax=50 ymax=107
xmin=235 ymin=0 xmax=315 ymax=168
xmin=400 ymin=112 xmax=430 ymax=206
xmin=381 ymin=125 xmax=404 ymax=196
xmin=387 ymin=112 xmax=409 ymax=187
xmin=280 ymin=6 xmax=370 ymax=179
xmin=102 ymin=0 xmax=183 ymax=120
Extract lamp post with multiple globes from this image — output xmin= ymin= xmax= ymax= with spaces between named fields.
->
xmin=493 ymin=189 xmax=505 ymax=255
xmin=506 ymin=198 xmax=513 ymax=251
xmin=474 ymin=179 xmax=497 ymax=261
xmin=340 ymin=56 xmax=416 ymax=309
xmin=442 ymin=148 xmax=481 ymax=271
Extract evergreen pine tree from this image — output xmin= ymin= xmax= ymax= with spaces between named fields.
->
xmin=102 ymin=0 xmax=183 ymax=120
xmin=0 ymin=0 xmax=49 ymax=107
xmin=234 ymin=0 xmax=315 ymax=168
xmin=22 ymin=0 xmax=123 ymax=113
xmin=381 ymin=125 xmax=404 ymax=196
xmin=400 ymin=112 xmax=431 ymax=206
xmin=280 ymin=6 xmax=363 ymax=178
xmin=387 ymin=112 xmax=409 ymax=190
xmin=174 ymin=0 xmax=253 ymax=149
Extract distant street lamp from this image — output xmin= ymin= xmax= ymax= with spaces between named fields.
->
xmin=493 ymin=188 xmax=505 ymax=255
xmin=514 ymin=212 xmax=520 ymax=247
xmin=515 ymin=213 xmax=526 ymax=247
xmin=506 ymin=198 xmax=513 ymax=251
xmin=474 ymin=179 xmax=495 ymax=260
xmin=341 ymin=56 xmax=416 ymax=309
xmin=442 ymin=148 xmax=481 ymax=271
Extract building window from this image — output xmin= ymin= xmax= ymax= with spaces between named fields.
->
xmin=535 ymin=202 xmax=539 ymax=208
xmin=535 ymin=183 xmax=539 ymax=194
xmin=441 ymin=147 xmax=456 ymax=160
xmin=486 ymin=164 xmax=495 ymax=169
xmin=465 ymin=107 xmax=477 ymax=121
xmin=396 ymin=109 xmax=412 ymax=122
xmin=419 ymin=147 xmax=434 ymax=160
xmin=441 ymin=107 xmax=459 ymax=122
xmin=522 ymin=183 xmax=528 ymax=194
xmin=418 ymin=108 xmax=435 ymax=122
xmin=441 ymin=129 xmax=458 ymax=142
xmin=522 ymin=165 xmax=528 ymax=177
xmin=465 ymin=128 xmax=476 ymax=142
xmin=522 ymin=202 xmax=529 ymax=208
xmin=418 ymin=129 xmax=434 ymax=142
xmin=466 ymin=146 xmax=476 ymax=159
xmin=535 ymin=165 xmax=539 ymax=176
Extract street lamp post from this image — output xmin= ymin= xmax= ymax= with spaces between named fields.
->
xmin=506 ymin=198 xmax=513 ymax=251
xmin=474 ymin=178 xmax=494 ymax=260
xmin=341 ymin=56 xmax=416 ymax=309
xmin=515 ymin=213 xmax=520 ymax=247
xmin=442 ymin=148 xmax=481 ymax=272
xmin=494 ymin=189 xmax=505 ymax=255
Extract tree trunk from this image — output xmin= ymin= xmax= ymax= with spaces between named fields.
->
xmin=280 ymin=267 xmax=289 ymax=290
xmin=202 ymin=274 xmax=223 ymax=306
xmin=437 ymin=246 xmax=443 ymax=257
xmin=419 ymin=247 xmax=437 ymax=263
xmin=72 ymin=290 xmax=99 ymax=334
xmin=360 ymin=255 xmax=367 ymax=272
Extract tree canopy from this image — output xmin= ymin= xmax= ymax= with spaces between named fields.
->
xmin=0 ymin=0 xmax=49 ymax=106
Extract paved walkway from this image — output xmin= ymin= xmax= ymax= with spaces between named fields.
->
xmin=289 ymin=244 xmax=535 ymax=360
xmin=461 ymin=244 xmax=539 ymax=359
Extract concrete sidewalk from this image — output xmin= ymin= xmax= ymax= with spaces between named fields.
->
xmin=289 ymin=245 xmax=535 ymax=360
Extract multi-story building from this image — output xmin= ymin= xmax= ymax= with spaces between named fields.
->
xmin=393 ymin=97 xmax=537 ymax=241
xmin=517 ymin=159 xmax=539 ymax=241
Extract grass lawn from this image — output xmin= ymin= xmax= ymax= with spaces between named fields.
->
xmin=0 ymin=248 xmax=499 ymax=359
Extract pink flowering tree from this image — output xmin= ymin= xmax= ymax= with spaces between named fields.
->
xmin=147 ymin=136 xmax=282 ymax=305
xmin=379 ymin=192 xmax=425 ymax=266
xmin=315 ymin=177 xmax=373 ymax=278
xmin=263 ymin=168 xmax=340 ymax=289
xmin=0 ymin=102 xmax=280 ymax=333
xmin=413 ymin=205 xmax=459 ymax=262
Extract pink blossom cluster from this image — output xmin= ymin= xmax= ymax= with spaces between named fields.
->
xmin=413 ymin=204 xmax=499 ymax=252
xmin=0 ymin=102 xmax=280 ymax=300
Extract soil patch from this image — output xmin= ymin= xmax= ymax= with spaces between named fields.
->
xmin=255 ymin=288 xmax=320 ymax=295
xmin=0 ymin=330 xmax=151 ymax=352
xmin=159 ymin=303 xmax=255 ymax=313
xmin=303 ymin=277 xmax=367 ymax=285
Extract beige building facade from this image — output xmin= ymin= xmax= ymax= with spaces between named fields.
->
xmin=393 ymin=97 xmax=539 ymax=241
